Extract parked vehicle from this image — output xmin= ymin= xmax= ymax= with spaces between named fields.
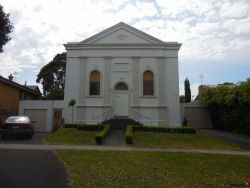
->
xmin=0 ymin=116 xmax=34 ymax=139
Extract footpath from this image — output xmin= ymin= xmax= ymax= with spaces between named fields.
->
xmin=0 ymin=144 xmax=250 ymax=156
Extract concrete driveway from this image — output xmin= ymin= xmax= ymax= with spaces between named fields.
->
xmin=0 ymin=149 xmax=70 ymax=188
xmin=0 ymin=133 xmax=47 ymax=144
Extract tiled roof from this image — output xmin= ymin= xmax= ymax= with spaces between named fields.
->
xmin=0 ymin=75 xmax=41 ymax=96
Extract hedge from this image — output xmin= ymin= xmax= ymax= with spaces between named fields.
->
xmin=202 ymin=79 xmax=250 ymax=136
xmin=132 ymin=125 xmax=196 ymax=134
xmin=125 ymin=125 xmax=133 ymax=144
xmin=77 ymin=124 xmax=103 ymax=131
xmin=95 ymin=124 xmax=111 ymax=144
xmin=63 ymin=124 xmax=77 ymax=128
xmin=125 ymin=125 xmax=196 ymax=145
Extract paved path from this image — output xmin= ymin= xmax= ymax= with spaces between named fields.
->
xmin=104 ymin=129 xmax=125 ymax=146
xmin=199 ymin=129 xmax=250 ymax=150
xmin=0 ymin=144 xmax=250 ymax=156
xmin=0 ymin=149 xmax=70 ymax=188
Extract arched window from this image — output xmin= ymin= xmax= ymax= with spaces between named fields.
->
xmin=89 ymin=71 xmax=100 ymax=95
xmin=143 ymin=71 xmax=154 ymax=95
xmin=115 ymin=82 xmax=128 ymax=90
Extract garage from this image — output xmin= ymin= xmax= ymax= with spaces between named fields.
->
xmin=24 ymin=109 xmax=47 ymax=132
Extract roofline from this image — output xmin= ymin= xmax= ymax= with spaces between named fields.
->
xmin=0 ymin=76 xmax=41 ymax=96
xmin=64 ymin=43 xmax=182 ymax=51
xmin=64 ymin=22 xmax=181 ymax=47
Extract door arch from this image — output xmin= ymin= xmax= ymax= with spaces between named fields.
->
xmin=113 ymin=82 xmax=129 ymax=117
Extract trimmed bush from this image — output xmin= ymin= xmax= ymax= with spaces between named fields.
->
xmin=95 ymin=124 xmax=111 ymax=144
xmin=132 ymin=125 xmax=196 ymax=134
xmin=64 ymin=124 xmax=77 ymax=128
xmin=77 ymin=124 xmax=103 ymax=131
xmin=125 ymin=125 xmax=134 ymax=144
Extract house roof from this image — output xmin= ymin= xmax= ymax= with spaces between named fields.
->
xmin=0 ymin=75 xmax=41 ymax=96
xmin=64 ymin=22 xmax=181 ymax=50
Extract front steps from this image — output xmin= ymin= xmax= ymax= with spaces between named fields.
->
xmin=102 ymin=117 xmax=142 ymax=129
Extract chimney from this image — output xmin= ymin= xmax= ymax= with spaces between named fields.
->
xmin=8 ymin=74 xmax=13 ymax=81
xmin=24 ymin=81 xmax=27 ymax=86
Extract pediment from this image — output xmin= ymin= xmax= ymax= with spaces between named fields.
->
xmin=81 ymin=22 xmax=164 ymax=45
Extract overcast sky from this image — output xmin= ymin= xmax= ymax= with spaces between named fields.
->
xmin=0 ymin=0 xmax=249 ymax=97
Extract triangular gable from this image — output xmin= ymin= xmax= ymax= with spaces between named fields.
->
xmin=81 ymin=22 xmax=165 ymax=44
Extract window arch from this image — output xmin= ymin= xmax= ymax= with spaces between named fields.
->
xmin=115 ymin=82 xmax=128 ymax=90
xmin=89 ymin=71 xmax=100 ymax=95
xmin=143 ymin=71 xmax=154 ymax=96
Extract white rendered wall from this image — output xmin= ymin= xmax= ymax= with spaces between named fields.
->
xmin=19 ymin=100 xmax=63 ymax=132
xmin=64 ymin=48 xmax=181 ymax=126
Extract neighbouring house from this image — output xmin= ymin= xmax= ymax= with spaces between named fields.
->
xmin=0 ymin=74 xmax=41 ymax=123
xmin=63 ymin=22 xmax=182 ymax=126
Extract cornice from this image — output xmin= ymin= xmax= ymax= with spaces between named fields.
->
xmin=64 ymin=43 xmax=182 ymax=51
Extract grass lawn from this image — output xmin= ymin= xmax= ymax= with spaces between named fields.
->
xmin=43 ymin=128 xmax=96 ymax=145
xmin=57 ymin=150 xmax=250 ymax=188
xmin=133 ymin=132 xmax=243 ymax=150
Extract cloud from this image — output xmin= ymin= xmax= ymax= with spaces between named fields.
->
xmin=0 ymin=0 xmax=249 ymax=97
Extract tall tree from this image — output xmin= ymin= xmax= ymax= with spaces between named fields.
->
xmin=36 ymin=52 xmax=66 ymax=99
xmin=184 ymin=78 xmax=191 ymax=103
xmin=0 ymin=4 xmax=13 ymax=52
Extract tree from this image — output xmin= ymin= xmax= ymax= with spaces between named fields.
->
xmin=184 ymin=78 xmax=191 ymax=103
xmin=0 ymin=4 xmax=14 ymax=52
xmin=202 ymin=78 xmax=250 ymax=135
xmin=36 ymin=52 xmax=66 ymax=99
xmin=68 ymin=99 xmax=76 ymax=124
xmin=179 ymin=95 xmax=185 ymax=103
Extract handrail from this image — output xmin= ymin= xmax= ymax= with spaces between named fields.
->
xmin=130 ymin=108 xmax=153 ymax=125
xmin=91 ymin=108 xmax=112 ymax=120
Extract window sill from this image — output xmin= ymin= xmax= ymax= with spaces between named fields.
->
xmin=140 ymin=95 xmax=157 ymax=98
xmin=86 ymin=95 xmax=103 ymax=98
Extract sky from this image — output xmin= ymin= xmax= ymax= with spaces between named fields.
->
xmin=0 ymin=0 xmax=249 ymax=98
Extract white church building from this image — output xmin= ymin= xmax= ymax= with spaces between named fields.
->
xmin=63 ymin=22 xmax=182 ymax=127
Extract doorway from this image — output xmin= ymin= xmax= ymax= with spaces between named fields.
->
xmin=113 ymin=82 xmax=129 ymax=117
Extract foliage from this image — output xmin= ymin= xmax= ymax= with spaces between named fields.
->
xmin=57 ymin=150 xmax=250 ymax=188
xmin=182 ymin=117 xmax=188 ymax=127
xmin=132 ymin=125 xmax=196 ymax=133
xmin=68 ymin=99 xmax=76 ymax=107
xmin=77 ymin=124 xmax=103 ymax=131
xmin=95 ymin=124 xmax=111 ymax=144
xmin=43 ymin=128 xmax=96 ymax=145
xmin=179 ymin=95 xmax=185 ymax=103
xmin=133 ymin=132 xmax=243 ymax=150
xmin=0 ymin=5 xmax=13 ymax=52
xmin=184 ymin=78 xmax=191 ymax=102
xmin=63 ymin=124 xmax=77 ymax=128
xmin=36 ymin=52 xmax=66 ymax=99
xmin=202 ymin=78 xmax=250 ymax=135
xmin=125 ymin=125 xmax=133 ymax=144
xmin=68 ymin=99 xmax=76 ymax=124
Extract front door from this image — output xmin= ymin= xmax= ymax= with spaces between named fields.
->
xmin=113 ymin=82 xmax=129 ymax=117
xmin=114 ymin=91 xmax=129 ymax=116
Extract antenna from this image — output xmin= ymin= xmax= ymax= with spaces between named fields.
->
xmin=199 ymin=74 xmax=204 ymax=85
xmin=13 ymin=72 xmax=18 ymax=82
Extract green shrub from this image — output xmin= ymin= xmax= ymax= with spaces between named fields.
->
xmin=95 ymin=124 xmax=111 ymax=144
xmin=125 ymin=125 xmax=133 ymax=144
xmin=77 ymin=124 xmax=103 ymax=131
xmin=64 ymin=124 xmax=77 ymax=128
xmin=202 ymin=78 xmax=250 ymax=136
xmin=132 ymin=125 xmax=196 ymax=134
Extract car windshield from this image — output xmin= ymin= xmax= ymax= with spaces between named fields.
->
xmin=5 ymin=116 xmax=30 ymax=124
